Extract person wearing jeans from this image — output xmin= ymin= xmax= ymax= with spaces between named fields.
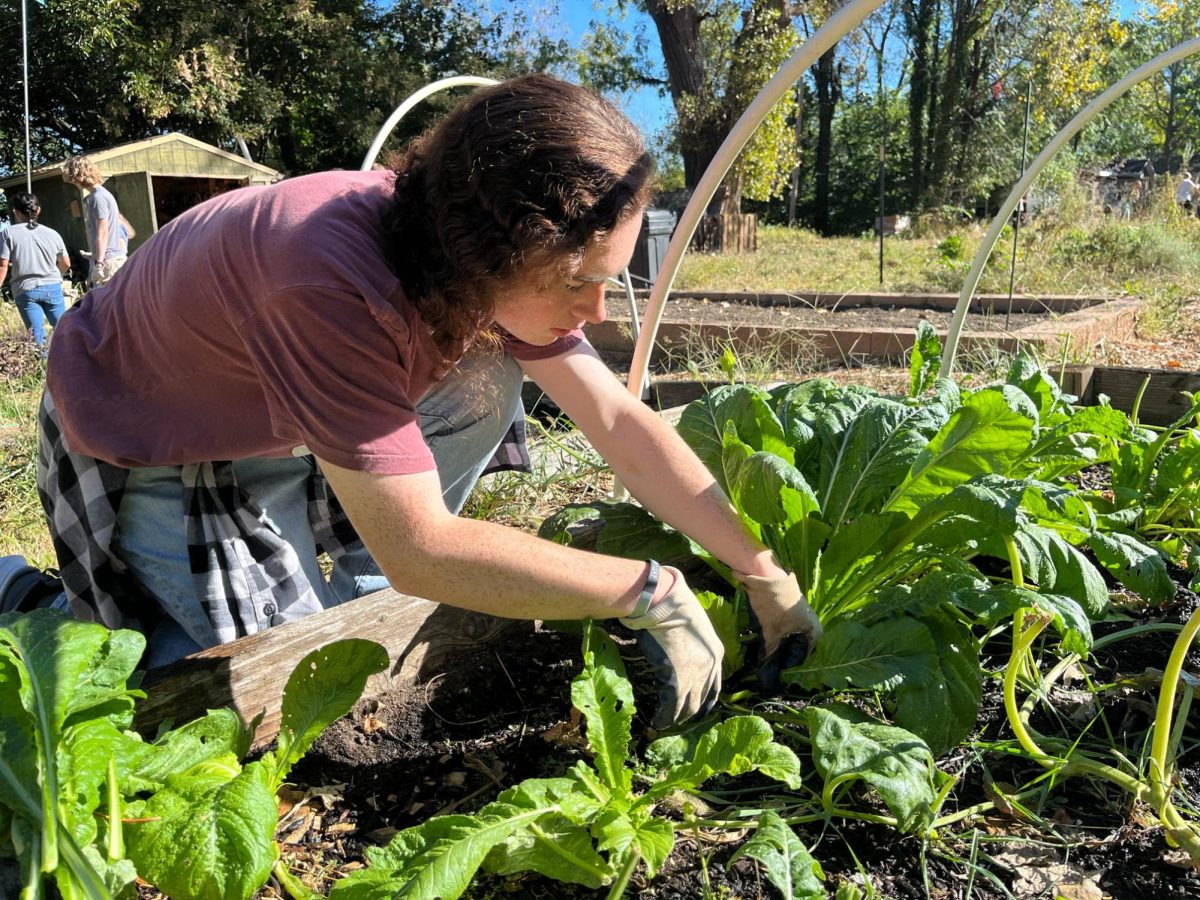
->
xmin=0 ymin=191 xmax=70 ymax=350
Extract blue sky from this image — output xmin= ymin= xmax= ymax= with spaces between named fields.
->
xmin=557 ymin=0 xmax=670 ymax=138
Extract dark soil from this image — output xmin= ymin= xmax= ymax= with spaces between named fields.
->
xmin=612 ymin=296 xmax=1056 ymax=334
xmin=275 ymin=574 xmax=1200 ymax=899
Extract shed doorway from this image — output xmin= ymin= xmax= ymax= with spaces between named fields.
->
xmin=151 ymin=176 xmax=248 ymax=227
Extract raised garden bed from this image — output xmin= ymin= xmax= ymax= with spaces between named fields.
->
xmin=7 ymin=337 xmax=1200 ymax=900
xmin=588 ymin=292 xmax=1140 ymax=368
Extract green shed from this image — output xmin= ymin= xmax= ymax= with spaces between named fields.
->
xmin=0 ymin=133 xmax=281 ymax=260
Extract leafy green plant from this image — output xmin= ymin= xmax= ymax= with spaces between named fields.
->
xmin=330 ymin=624 xmax=804 ymax=900
xmin=124 ymin=638 xmax=389 ymax=900
xmin=0 ymin=609 xmax=388 ymax=900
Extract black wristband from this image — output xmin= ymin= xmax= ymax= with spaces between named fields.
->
xmin=628 ymin=559 xmax=661 ymax=619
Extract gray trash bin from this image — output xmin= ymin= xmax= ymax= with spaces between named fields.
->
xmin=627 ymin=208 xmax=677 ymax=286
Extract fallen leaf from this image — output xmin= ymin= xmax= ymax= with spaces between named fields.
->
xmin=362 ymin=714 xmax=386 ymax=734
xmin=1167 ymin=359 xmax=1183 ymax=368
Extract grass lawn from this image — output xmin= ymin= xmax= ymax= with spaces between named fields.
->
xmin=4 ymin=195 xmax=1199 ymax=571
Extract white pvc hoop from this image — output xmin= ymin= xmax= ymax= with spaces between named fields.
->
xmin=940 ymin=37 xmax=1200 ymax=373
xmin=360 ymin=75 xmax=499 ymax=171
xmin=625 ymin=0 xmax=888 ymax=397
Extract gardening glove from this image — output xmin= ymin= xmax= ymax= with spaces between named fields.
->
xmin=620 ymin=567 xmax=724 ymax=729
xmin=736 ymin=569 xmax=823 ymax=692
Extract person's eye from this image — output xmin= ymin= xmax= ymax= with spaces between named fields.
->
xmin=565 ymin=282 xmax=586 ymax=293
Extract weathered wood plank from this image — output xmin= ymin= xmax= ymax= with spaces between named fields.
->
xmin=1088 ymin=366 xmax=1200 ymax=426
xmin=134 ymin=589 xmax=528 ymax=749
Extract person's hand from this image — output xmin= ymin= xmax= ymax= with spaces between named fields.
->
xmin=735 ymin=568 xmax=823 ymax=691
xmin=620 ymin=567 xmax=723 ymax=729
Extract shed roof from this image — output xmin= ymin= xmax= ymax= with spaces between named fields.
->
xmin=0 ymin=133 xmax=280 ymax=189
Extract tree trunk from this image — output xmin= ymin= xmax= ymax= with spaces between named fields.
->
xmin=1164 ymin=65 xmax=1179 ymax=168
xmin=645 ymin=0 xmax=721 ymax=192
xmin=812 ymin=45 xmax=839 ymax=235
xmin=903 ymin=0 xmax=935 ymax=209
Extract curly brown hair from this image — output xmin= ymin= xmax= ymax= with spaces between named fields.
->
xmin=386 ymin=74 xmax=655 ymax=364
xmin=62 ymin=155 xmax=103 ymax=188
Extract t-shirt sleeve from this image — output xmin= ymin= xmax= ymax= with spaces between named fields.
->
xmin=240 ymin=285 xmax=436 ymax=475
xmin=502 ymin=328 xmax=584 ymax=361
xmin=97 ymin=192 xmax=118 ymax=224
xmin=0 ymin=232 xmax=10 ymax=261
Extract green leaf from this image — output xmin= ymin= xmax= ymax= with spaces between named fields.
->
xmin=632 ymin=817 xmax=675 ymax=879
xmin=811 ymin=511 xmax=909 ymax=612
xmin=893 ymin=614 xmax=982 ymax=757
xmin=125 ymin=759 xmax=279 ymax=900
xmin=951 ymin=585 xmax=1093 ymax=654
xmin=0 ymin=611 xmax=145 ymax=875
xmin=885 ymin=388 xmax=1034 ymax=515
xmin=695 ymin=591 xmax=746 ymax=679
xmin=677 ymin=385 xmax=792 ymax=489
xmin=132 ymin=708 xmax=252 ymax=789
xmin=483 ymin=779 xmax=611 ymax=888
xmin=909 ymin=320 xmax=942 ymax=398
xmin=730 ymin=810 xmax=824 ymax=899
xmin=537 ymin=502 xmax=695 ymax=565
xmin=271 ymin=639 xmax=389 ymax=781
xmin=1087 ymin=531 xmax=1175 ymax=605
xmin=786 ymin=619 xmax=935 ymax=692
xmin=574 ymin=626 xmax=634 ymax=799
xmin=644 ymin=716 xmax=803 ymax=801
xmin=806 ymin=704 xmax=936 ymax=833
xmin=988 ymin=526 xmax=1109 ymax=619
xmin=816 ymin=398 xmax=943 ymax=528
xmin=1006 ymin=351 xmax=1062 ymax=420
xmin=722 ymin=439 xmax=820 ymax=527
xmin=330 ymin=797 xmax=561 ymax=900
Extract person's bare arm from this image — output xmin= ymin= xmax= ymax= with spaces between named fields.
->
xmin=520 ymin=343 xmax=781 ymax=578
xmin=57 ymin=252 xmax=70 ymax=274
xmin=316 ymin=460 xmax=665 ymax=620
xmin=94 ymin=218 xmax=110 ymax=262
xmin=0 ymin=259 xmax=8 ymax=283
xmin=521 ymin=343 xmax=823 ymax=665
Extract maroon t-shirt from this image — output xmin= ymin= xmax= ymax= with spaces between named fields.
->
xmin=47 ymin=170 xmax=580 ymax=474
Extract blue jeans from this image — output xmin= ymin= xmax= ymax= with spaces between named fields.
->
xmin=15 ymin=283 xmax=65 ymax=348
xmin=114 ymin=350 xmax=525 ymax=667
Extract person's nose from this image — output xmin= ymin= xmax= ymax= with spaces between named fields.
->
xmin=572 ymin=282 xmax=607 ymax=325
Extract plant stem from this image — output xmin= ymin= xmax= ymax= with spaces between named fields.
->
xmin=1004 ymin=535 xmax=1025 ymax=589
xmin=1092 ymin=622 xmax=1184 ymax=651
xmin=1003 ymin=609 xmax=1148 ymax=800
xmin=932 ymin=786 xmax=1046 ymax=829
xmin=1148 ymin=601 xmax=1200 ymax=863
xmin=1130 ymin=374 xmax=1152 ymax=426
xmin=606 ymin=849 xmax=642 ymax=900
xmin=106 ymin=758 xmax=123 ymax=862
xmin=273 ymin=858 xmax=324 ymax=900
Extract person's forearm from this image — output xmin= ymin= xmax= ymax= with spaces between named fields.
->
xmin=587 ymin=401 xmax=781 ymax=578
xmin=368 ymin=513 xmax=667 ymax=620
xmin=95 ymin=221 xmax=110 ymax=261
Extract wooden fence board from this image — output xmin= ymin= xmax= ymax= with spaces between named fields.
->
xmin=134 ymin=590 xmax=527 ymax=748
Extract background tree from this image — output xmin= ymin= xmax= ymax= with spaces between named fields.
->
xmin=643 ymin=0 xmax=798 ymax=214
xmin=0 ymin=0 xmax=568 ymax=175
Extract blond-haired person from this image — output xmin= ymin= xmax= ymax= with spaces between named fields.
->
xmin=62 ymin=155 xmax=126 ymax=286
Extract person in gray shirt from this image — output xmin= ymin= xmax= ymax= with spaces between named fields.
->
xmin=0 ymin=191 xmax=70 ymax=350
xmin=62 ymin=154 xmax=126 ymax=287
